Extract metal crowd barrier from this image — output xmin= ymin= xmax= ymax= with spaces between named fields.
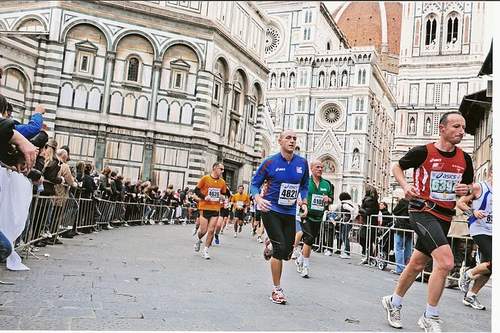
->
xmin=315 ymin=212 xmax=480 ymax=286
xmin=14 ymin=193 xmax=196 ymax=255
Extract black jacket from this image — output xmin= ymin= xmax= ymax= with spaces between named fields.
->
xmin=392 ymin=198 xmax=411 ymax=232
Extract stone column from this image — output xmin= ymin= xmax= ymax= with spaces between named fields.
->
xmin=187 ymin=69 xmax=213 ymax=186
xmin=221 ymin=82 xmax=232 ymax=140
xmin=142 ymin=132 xmax=154 ymax=181
xmin=101 ymin=51 xmax=116 ymax=114
xmin=149 ymin=60 xmax=162 ymax=120
xmin=31 ymin=36 xmax=64 ymax=134
xmin=94 ymin=124 xmax=107 ymax=171
xmin=253 ymin=103 xmax=265 ymax=155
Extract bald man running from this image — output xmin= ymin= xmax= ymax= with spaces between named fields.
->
xmin=251 ymin=130 xmax=309 ymax=304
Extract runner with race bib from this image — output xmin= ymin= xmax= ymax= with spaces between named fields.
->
xmin=382 ymin=111 xmax=473 ymax=332
xmin=193 ymin=162 xmax=227 ymax=260
xmin=251 ymin=130 xmax=309 ymax=305
xmin=295 ymin=160 xmax=334 ymax=278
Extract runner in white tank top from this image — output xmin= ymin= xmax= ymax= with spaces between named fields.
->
xmin=457 ymin=166 xmax=492 ymax=310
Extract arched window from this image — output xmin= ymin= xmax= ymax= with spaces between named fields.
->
xmin=279 ymin=73 xmax=285 ymax=88
xmin=360 ymin=98 xmax=364 ymax=111
xmin=357 ymin=70 xmax=362 ymax=84
xmin=318 ymin=71 xmax=325 ymax=88
xmin=447 ymin=15 xmax=459 ymax=43
xmin=289 ymin=72 xmax=296 ymax=88
xmin=356 ymin=98 xmax=360 ymax=111
xmin=270 ymin=73 xmax=277 ymax=88
xmin=425 ymin=16 xmax=437 ymax=46
xmin=326 ymin=42 xmax=331 ymax=50
xmin=127 ymin=57 xmax=140 ymax=82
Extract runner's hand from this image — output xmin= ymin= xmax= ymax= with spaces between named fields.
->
xmin=454 ymin=183 xmax=469 ymax=196
xmin=256 ymin=196 xmax=271 ymax=212
xmin=403 ymin=184 xmax=418 ymax=200
xmin=473 ymin=210 xmax=487 ymax=219
xmin=300 ymin=204 xmax=308 ymax=218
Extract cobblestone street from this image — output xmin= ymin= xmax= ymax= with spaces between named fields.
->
xmin=0 ymin=224 xmax=491 ymax=331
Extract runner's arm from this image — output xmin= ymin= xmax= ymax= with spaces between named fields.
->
xmin=250 ymin=158 xmax=271 ymax=198
xmin=298 ymin=161 xmax=309 ymax=205
xmin=456 ymin=183 xmax=480 ymax=212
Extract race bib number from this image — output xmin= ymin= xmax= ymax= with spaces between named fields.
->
xmin=311 ymin=194 xmax=324 ymax=211
xmin=278 ymin=183 xmax=299 ymax=206
xmin=207 ymin=188 xmax=221 ymax=202
xmin=236 ymin=201 xmax=244 ymax=209
xmin=429 ymin=171 xmax=461 ymax=201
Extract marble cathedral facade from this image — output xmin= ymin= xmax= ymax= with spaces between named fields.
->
xmin=0 ymin=1 xmax=270 ymax=190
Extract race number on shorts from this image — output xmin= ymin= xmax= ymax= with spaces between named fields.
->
xmin=278 ymin=183 xmax=299 ymax=206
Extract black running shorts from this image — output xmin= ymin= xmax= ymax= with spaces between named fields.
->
xmin=472 ymin=234 xmax=492 ymax=263
xmin=220 ymin=208 xmax=230 ymax=218
xmin=200 ymin=210 xmax=219 ymax=220
xmin=255 ymin=210 xmax=262 ymax=222
xmin=302 ymin=219 xmax=322 ymax=246
xmin=261 ymin=210 xmax=295 ymax=260
xmin=234 ymin=209 xmax=245 ymax=220
xmin=410 ymin=211 xmax=451 ymax=257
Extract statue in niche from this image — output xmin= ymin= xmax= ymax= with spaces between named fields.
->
xmin=318 ymin=73 xmax=325 ymax=88
xmin=341 ymin=72 xmax=348 ymax=87
xmin=330 ymin=73 xmax=336 ymax=87
xmin=323 ymin=160 xmax=335 ymax=173
xmin=289 ymin=74 xmax=296 ymax=88
xmin=352 ymin=151 xmax=360 ymax=169
xmin=409 ymin=117 xmax=416 ymax=134
xmin=229 ymin=119 xmax=238 ymax=145
xmin=425 ymin=118 xmax=432 ymax=134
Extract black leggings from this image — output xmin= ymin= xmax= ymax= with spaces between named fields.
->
xmin=472 ymin=234 xmax=492 ymax=273
xmin=262 ymin=211 xmax=296 ymax=260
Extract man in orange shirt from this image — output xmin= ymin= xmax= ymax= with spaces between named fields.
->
xmin=193 ymin=162 xmax=227 ymax=259
xmin=231 ymin=185 xmax=250 ymax=238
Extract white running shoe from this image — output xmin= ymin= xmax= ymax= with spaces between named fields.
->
xmin=381 ymin=295 xmax=402 ymax=329
xmin=203 ymin=248 xmax=210 ymax=260
xmin=295 ymin=257 xmax=303 ymax=273
xmin=257 ymin=236 xmax=263 ymax=243
xmin=291 ymin=247 xmax=301 ymax=260
xmin=234 ymin=233 xmax=237 ymax=238
xmin=339 ymin=252 xmax=351 ymax=259
xmin=301 ymin=266 xmax=309 ymax=278
xmin=194 ymin=239 xmax=202 ymax=252
xmin=324 ymin=249 xmax=332 ymax=256
xmin=417 ymin=313 xmax=442 ymax=332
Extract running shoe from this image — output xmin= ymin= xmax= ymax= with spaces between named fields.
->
xmin=295 ymin=257 xmax=303 ymax=273
xmin=291 ymin=247 xmax=301 ymax=260
xmin=339 ymin=252 xmax=351 ymax=259
xmin=270 ymin=288 xmax=287 ymax=304
xmin=301 ymin=266 xmax=309 ymax=278
xmin=214 ymin=234 xmax=220 ymax=245
xmin=257 ymin=236 xmax=263 ymax=243
xmin=234 ymin=233 xmax=237 ymax=238
xmin=194 ymin=239 xmax=202 ymax=252
xmin=381 ymin=295 xmax=402 ymax=329
xmin=458 ymin=266 xmax=472 ymax=293
xmin=203 ymin=248 xmax=210 ymax=260
xmin=463 ymin=294 xmax=486 ymax=310
xmin=417 ymin=313 xmax=442 ymax=332
xmin=324 ymin=249 xmax=332 ymax=256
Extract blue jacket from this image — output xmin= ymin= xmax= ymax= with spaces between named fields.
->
xmin=251 ymin=152 xmax=309 ymax=216
xmin=15 ymin=113 xmax=43 ymax=140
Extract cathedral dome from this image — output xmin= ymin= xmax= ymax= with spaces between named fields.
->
xmin=332 ymin=2 xmax=402 ymax=56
